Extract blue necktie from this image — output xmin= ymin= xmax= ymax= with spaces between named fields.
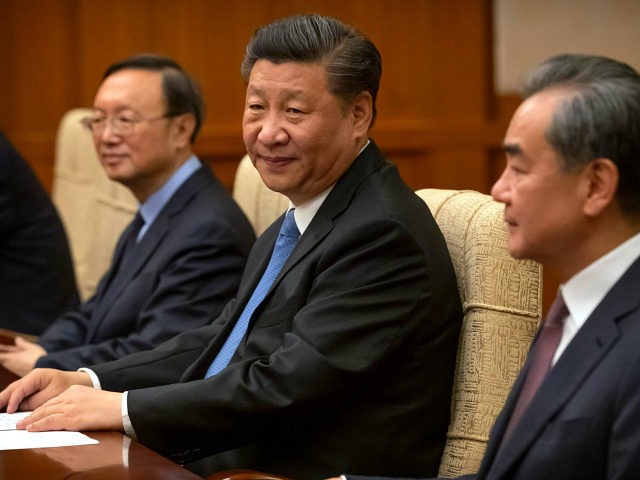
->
xmin=205 ymin=209 xmax=300 ymax=377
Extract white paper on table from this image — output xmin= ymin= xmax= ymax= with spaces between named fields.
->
xmin=0 ymin=412 xmax=99 ymax=450
xmin=0 ymin=429 xmax=99 ymax=450
xmin=0 ymin=411 xmax=31 ymax=430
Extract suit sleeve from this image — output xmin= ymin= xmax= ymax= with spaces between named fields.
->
xmin=36 ymin=229 xmax=126 ymax=354
xmin=92 ymin=300 xmax=236 ymax=390
xmin=608 ymin=351 xmax=640 ymax=478
xmin=37 ymin=295 xmax=98 ymax=353
xmin=35 ymin=216 xmax=248 ymax=371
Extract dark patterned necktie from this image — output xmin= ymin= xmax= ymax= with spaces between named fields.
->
xmin=126 ymin=211 xmax=144 ymax=247
xmin=110 ymin=211 xmax=144 ymax=280
xmin=205 ymin=209 xmax=300 ymax=378
xmin=502 ymin=294 xmax=568 ymax=441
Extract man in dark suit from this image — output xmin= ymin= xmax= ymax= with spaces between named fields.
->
xmin=0 ymin=55 xmax=255 ymax=376
xmin=331 ymin=54 xmax=640 ymax=480
xmin=0 ymin=132 xmax=79 ymax=335
xmin=0 ymin=15 xmax=462 ymax=480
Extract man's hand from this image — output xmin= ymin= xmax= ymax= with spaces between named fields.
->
xmin=17 ymin=385 xmax=124 ymax=433
xmin=0 ymin=337 xmax=46 ymax=376
xmin=0 ymin=368 xmax=91 ymax=413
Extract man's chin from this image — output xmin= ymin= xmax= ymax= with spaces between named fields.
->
xmin=104 ymin=169 xmax=133 ymax=185
xmin=506 ymin=241 xmax=527 ymax=260
xmin=257 ymin=171 xmax=292 ymax=195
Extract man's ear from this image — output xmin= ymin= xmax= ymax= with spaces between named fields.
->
xmin=172 ymin=113 xmax=197 ymax=148
xmin=582 ymin=157 xmax=619 ymax=217
xmin=351 ymin=91 xmax=373 ymax=135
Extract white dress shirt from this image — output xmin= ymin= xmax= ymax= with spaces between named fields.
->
xmin=554 ymin=231 xmax=640 ymax=364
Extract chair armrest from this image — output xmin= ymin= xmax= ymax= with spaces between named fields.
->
xmin=207 ymin=470 xmax=292 ymax=480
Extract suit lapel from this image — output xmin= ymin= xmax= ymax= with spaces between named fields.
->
xmin=97 ymin=221 xmax=136 ymax=294
xmin=87 ymin=168 xmax=209 ymax=339
xmin=486 ymin=256 xmax=640 ymax=479
xmin=227 ymin=207 xmax=335 ymax=317
xmin=87 ymin=216 xmax=146 ymax=329
xmin=101 ymin=217 xmax=168 ymax=303
xmin=258 ymin=141 xmax=385 ymax=305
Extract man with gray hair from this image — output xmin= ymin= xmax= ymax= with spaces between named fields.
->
xmin=337 ymin=53 xmax=640 ymax=480
xmin=0 ymin=14 xmax=461 ymax=480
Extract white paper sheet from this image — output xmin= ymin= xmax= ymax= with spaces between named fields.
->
xmin=0 ymin=429 xmax=99 ymax=450
xmin=0 ymin=412 xmax=99 ymax=450
xmin=0 ymin=411 xmax=32 ymax=430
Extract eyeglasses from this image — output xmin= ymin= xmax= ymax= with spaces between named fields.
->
xmin=81 ymin=113 xmax=173 ymax=135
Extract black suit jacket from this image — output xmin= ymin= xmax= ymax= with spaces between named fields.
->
xmin=472 ymin=253 xmax=640 ymax=480
xmin=36 ymin=166 xmax=255 ymax=370
xmin=92 ymin=141 xmax=462 ymax=480
xmin=348 ymin=252 xmax=640 ymax=480
xmin=0 ymin=132 xmax=79 ymax=335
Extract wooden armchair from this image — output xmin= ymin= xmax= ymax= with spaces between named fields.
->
xmin=52 ymin=108 xmax=137 ymax=300
xmin=208 ymin=164 xmax=543 ymax=480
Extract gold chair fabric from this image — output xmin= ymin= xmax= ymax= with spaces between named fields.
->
xmin=416 ymin=189 xmax=542 ymax=477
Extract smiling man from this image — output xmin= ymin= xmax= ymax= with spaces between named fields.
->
xmin=0 ymin=54 xmax=255 ymax=376
xmin=0 ymin=16 xmax=461 ymax=480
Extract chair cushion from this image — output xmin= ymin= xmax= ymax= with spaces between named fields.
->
xmin=232 ymin=155 xmax=289 ymax=236
xmin=416 ymin=189 xmax=542 ymax=477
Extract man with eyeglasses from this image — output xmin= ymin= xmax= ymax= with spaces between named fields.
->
xmin=0 ymin=54 xmax=255 ymax=377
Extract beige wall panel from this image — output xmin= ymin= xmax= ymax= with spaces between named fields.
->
xmin=495 ymin=0 xmax=640 ymax=93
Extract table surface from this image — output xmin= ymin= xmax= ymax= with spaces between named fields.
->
xmin=0 ymin=329 xmax=203 ymax=479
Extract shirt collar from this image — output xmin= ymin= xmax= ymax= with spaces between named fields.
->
xmin=290 ymin=187 xmax=332 ymax=235
xmin=137 ymin=155 xmax=202 ymax=238
xmin=287 ymin=139 xmax=370 ymax=235
xmin=561 ymin=231 xmax=640 ymax=329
